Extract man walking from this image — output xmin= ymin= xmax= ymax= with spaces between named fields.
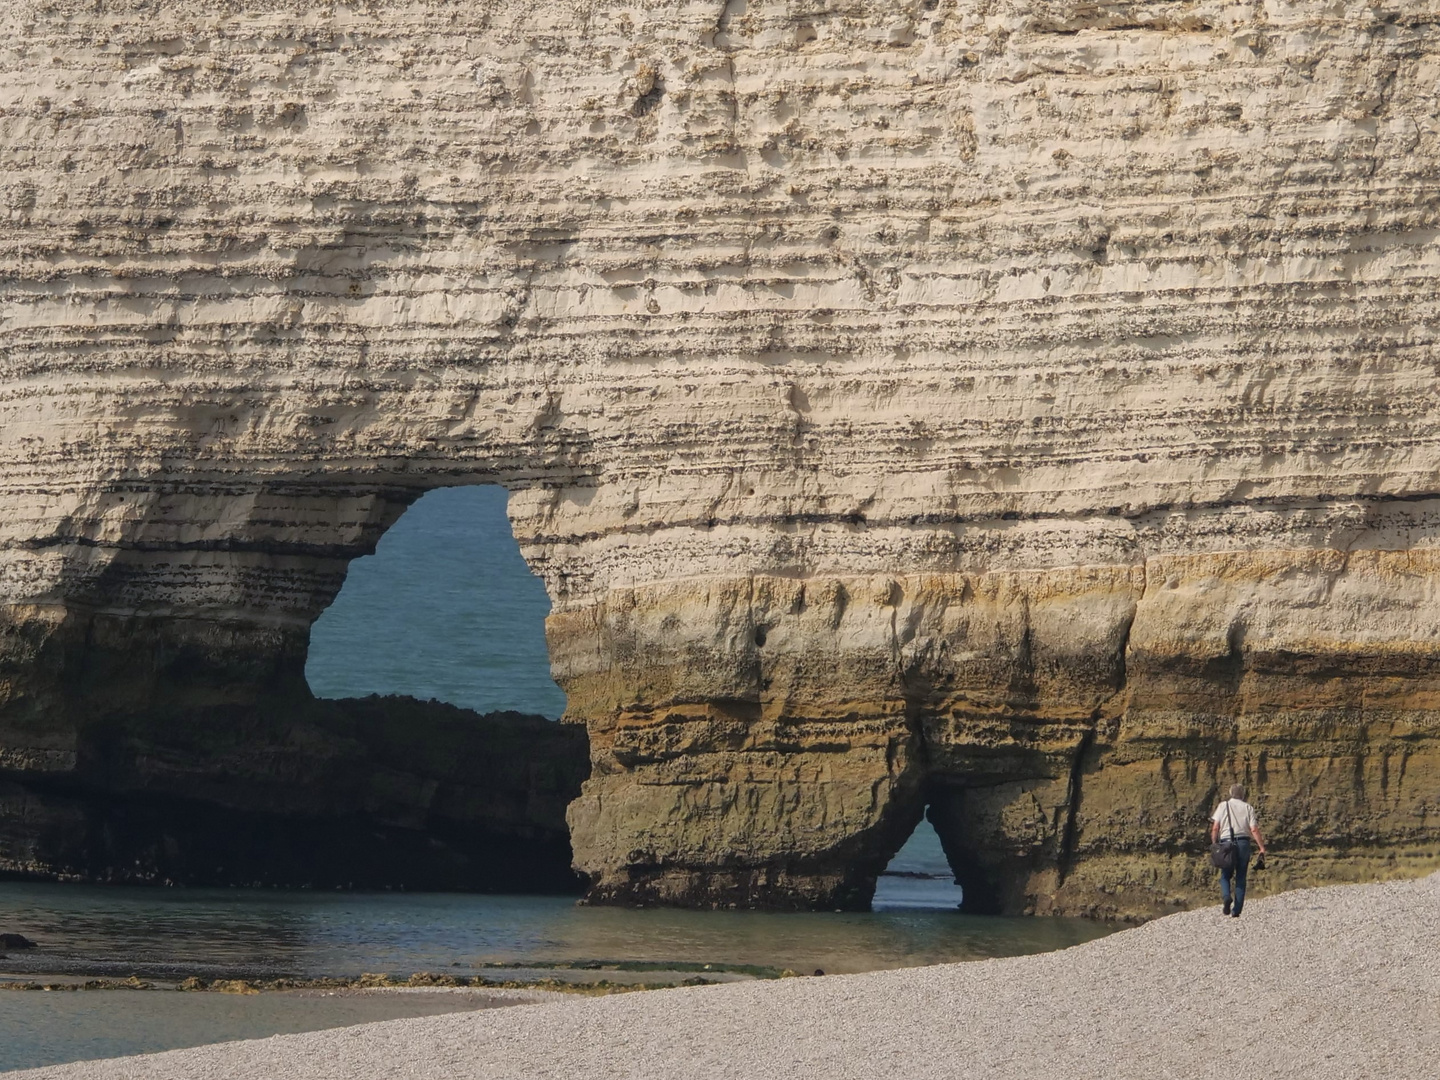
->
xmin=1210 ymin=784 xmax=1268 ymax=917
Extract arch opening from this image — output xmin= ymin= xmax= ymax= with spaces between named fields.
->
xmin=269 ymin=482 xmax=590 ymax=893
xmin=871 ymin=809 xmax=966 ymax=911
xmin=306 ymin=484 xmax=566 ymax=718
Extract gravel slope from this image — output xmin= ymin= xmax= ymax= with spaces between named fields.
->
xmin=18 ymin=873 xmax=1439 ymax=1080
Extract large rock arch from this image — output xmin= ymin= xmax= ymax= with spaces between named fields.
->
xmin=3 ymin=0 xmax=1440 ymax=915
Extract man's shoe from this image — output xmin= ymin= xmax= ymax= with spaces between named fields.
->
xmin=1231 ymin=909 xmax=1242 ymax=918
xmin=1223 ymin=900 xmax=1231 ymax=915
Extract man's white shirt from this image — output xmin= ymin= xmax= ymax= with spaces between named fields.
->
xmin=1211 ymin=798 xmax=1257 ymax=840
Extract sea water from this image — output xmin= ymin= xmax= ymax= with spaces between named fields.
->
xmin=0 ymin=879 xmax=1112 ymax=985
xmin=0 ymin=878 xmax=1113 ymax=1071
xmin=305 ymin=484 xmax=567 ymax=717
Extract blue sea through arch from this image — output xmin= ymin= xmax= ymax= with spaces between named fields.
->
xmin=304 ymin=484 xmax=962 ymax=908
xmin=306 ymin=484 xmax=567 ymax=718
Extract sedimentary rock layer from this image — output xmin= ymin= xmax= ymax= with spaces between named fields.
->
xmin=3 ymin=0 xmax=1440 ymax=914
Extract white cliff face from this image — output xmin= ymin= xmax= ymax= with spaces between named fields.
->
xmin=2 ymin=1 xmax=1439 ymax=913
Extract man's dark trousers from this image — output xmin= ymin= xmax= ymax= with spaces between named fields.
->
xmin=1221 ymin=837 xmax=1252 ymax=915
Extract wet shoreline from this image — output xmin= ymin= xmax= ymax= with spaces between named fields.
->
xmin=0 ymin=982 xmax=557 ymax=1074
xmin=0 ymin=842 xmax=1111 ymax=1072
xmin=0 ymin=840 xmax=1107 ymax=985
xmin=0 ymin=966 xmax=758 ymax=994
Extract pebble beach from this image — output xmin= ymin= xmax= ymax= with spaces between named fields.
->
xmin=14 ymin=872 xmax=1438 ymax=1080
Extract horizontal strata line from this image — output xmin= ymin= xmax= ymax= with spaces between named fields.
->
xmin=0 ymin=281 xmax=1429 ymax=303
xmin=4 ymin=225 xmax=1436 ymax=259
xmin=11 ymin=535 xmax=377 ymax=559
xmin=1 ymin=313 xmax=1430 ymax=351
xmin=0 ymin=111 xmax=1414 ymax=141
xmin=0 ymin=340 xmax=1432 ymax=377
xmin=1 ymin=320 xmax=1432 ymax=348
xmin=1 ymin=228 xmax=1435 ymax=255
xmin=10 ymin=400 xmax=1422 ymax=424
xmin=508 ymin=490 xmax=1440 ymax=542
xmin=0 ymin=354 xmax=1430 ymax=379
xmin=4 ymin=419 xmax=1440 ymax=444
xmin=18 ymin=493 xmax=1440 ymax=557
xmin=3 ymin=206 xmax=1439 ymax=247
xmin=0 ymin=179 xmax=1434 ymax=214
xmin=6 ymin=273 xmax=1440 ymax=300
xmin=7 ymin=433 xmax=1440 ymax=466
xmin=2 ymin=305 xmax=1429 ymax=330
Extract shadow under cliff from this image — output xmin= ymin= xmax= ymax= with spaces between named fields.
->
xmin=0 ymin=696 xmax=590 ymax=893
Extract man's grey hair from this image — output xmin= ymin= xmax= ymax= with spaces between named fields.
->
xmin=1230 ymin=783 xmax=1247 ymax=800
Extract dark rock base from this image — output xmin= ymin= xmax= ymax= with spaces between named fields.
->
xmin=0 ymin=696 xmax=590 ymax=893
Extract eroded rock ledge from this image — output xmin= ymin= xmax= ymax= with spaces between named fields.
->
xmin=3 ymin=1 xmax=1440 ymax=916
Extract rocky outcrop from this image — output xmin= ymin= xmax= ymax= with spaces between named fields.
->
xmin=562 ymin=563 xmax=1440 ymax=915
xmin=3 ymin=1 xmax=1440 ymax=916
xmin=0 ymin=696 xmax=589 ymax=891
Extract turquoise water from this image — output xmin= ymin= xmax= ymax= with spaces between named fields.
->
xmin=306 ymin=484 xmax=568 ymax=718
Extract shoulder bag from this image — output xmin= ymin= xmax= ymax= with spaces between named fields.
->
xmin=1209 ymin=800 xmax=1239 ymax=870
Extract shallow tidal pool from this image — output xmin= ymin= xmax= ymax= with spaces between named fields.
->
xmin=0 ymin=987 xmax=524 ymax=1073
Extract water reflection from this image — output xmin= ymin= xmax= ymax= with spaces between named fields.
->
xmin=0 ymin=879 xmax=1111 ymax=980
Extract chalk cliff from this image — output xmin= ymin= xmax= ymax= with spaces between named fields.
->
xmin=2 ymin=0 xmax=1439 ymax=916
